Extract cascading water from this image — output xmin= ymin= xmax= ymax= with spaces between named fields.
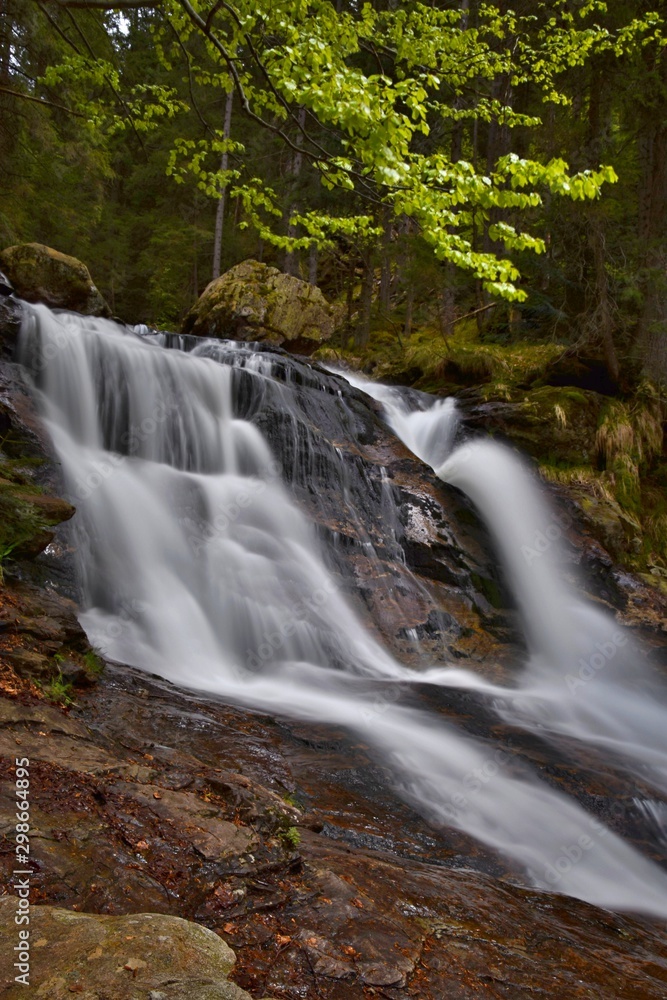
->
xmin=17 ymin=303 xmax=667 ymax=919
xmin=337 ymin=370 xmax=667 ymax=793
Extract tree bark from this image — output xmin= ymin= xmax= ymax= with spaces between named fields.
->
xmin=356 ymin=250 xmax=374 ymax=349
xmin=589 ymin=216 xmax=619 ymax=382
xmin=379 ymin=207 xmax=392 ymax=315
xmin=211 ymin=86 xmax=234 ymax=280
xmin=284 ymin=106 xmax=306 ymax=276
xmin=308 ymin=244 xmax=318 ymax=285
xmin=583 ymin=62 xmax=619 ymax=381
xmin=636 ymin=52 xmax=667 ymax=382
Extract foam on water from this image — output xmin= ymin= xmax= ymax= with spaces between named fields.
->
xmin=17 ymin=304 xmax=667 ymax=918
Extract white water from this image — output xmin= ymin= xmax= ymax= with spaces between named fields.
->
xmin=18 ymin=304 xmax=667 ymax=919
xmin=338 ymin=369 xmax=667 ymax=794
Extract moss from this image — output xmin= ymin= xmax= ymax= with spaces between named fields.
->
xmin=279 ymin=825 xmax=301 ymax=849
xmin=281 ymin=790 xmax=301 ymax=809
xmin=183 ymin=259 xmax=337 ymax=345
xmin=0 ymin=484 xmax=51 ymax=577
xmin=0 ymin=242 xmax=109 ymax=316
xmin=470 ymin=572 xmax=505 ymax=610
xmin=82 ymin=649 xmax=104 ymax=676
xmin=334 ymin=318 xmax=666 ymax=576
xmin=0 ymin=469 xmax=75 ymax=576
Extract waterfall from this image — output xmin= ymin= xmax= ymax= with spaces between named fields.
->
xmin=338 ymin=369 xmax=667 ymax=792
xmin=18 ymin=303 xmax=667 ymax=919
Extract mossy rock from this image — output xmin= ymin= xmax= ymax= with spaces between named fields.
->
xmin=0 ymin=898 xmax=257 ymax=999
xmin=0 ymin=476 xmax=74 ymax=562
xmin=183 ymin=259 xmax=340 ymax=353
xmin=569 ymin=481 xmax=642 ymax=560
xmin=468 ymin=386 xmax=604 ymax=467
xmin=0 ymin=243 xmax=110 ymax=317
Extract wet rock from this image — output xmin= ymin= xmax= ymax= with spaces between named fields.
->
xmin=0 ymin=354 xmax=80 ymax=595
xmin=0 ymin=474 xmax=75 ymax=560
xmin=182 ymin=260 xmax=339 ymax=353
xmin=0 ymin=270 xmax=13 ymax=296
xmin=460 ymin=385 xmax=603 ymax=466
xmin=0 ymin=243 xmax=110 ymax=317
xmin=219 ymin=351 xmax=522 ymax=665
xmin=3 ymin=647 xmax=52 ymax=678
xmin=0 ymin=581 xmax=94 ymax=697
xmin=109 ymin=782 xmax=254 ymax=861
xmin=0 ymin=898 xmax=255 ymax=999
xmin=1 ymin=663 xmax=666 ymax=999
xmin=0 ymin=297 xmax=21 ymax=359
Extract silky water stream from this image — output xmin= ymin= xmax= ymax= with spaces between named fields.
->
xmin=16 ymin=303 xmax=667 ymax=918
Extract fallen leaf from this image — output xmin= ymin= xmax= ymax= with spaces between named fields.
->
xmin=153 ymin=791 xmax=162 ymax=800
xmin=223 ymin=922 xmax=236 ymax=933
xmin=351 ymin=897 xmax=364 ymax=909
xmin=143 ymin=753 xmax=154 ymax=760
xmin=124 ymin=957 xmax=147 ymax=976
xmin=135 ymin=840 xmax=149 ymax=850
xmin=276 ymin=934 xmax=291 ymax=946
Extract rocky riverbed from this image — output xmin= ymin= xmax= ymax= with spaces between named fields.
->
xmin=0 ymin=251 xmax=666 ymax=998
xmin=2 ymin=662 xmax=667 ymax=999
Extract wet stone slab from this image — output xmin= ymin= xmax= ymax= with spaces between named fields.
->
xmin=0 ymin=663 xmax=666 ymax=999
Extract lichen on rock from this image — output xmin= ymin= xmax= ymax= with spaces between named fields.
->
xmin=0 ymin=243 xmax=110 ymax=317
xmin=182 ymin=259 xmax=339 ymax=353
xmin=0 ymin=898 xmax=255 ymax=999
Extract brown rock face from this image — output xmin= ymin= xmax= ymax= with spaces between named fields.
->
xmin=1 ymin=664 xmax=666 ymax=1000
xmin=182 ymin=259 xmax=339 ymax=352
xmin=0 ymin=243 xmax=110 ymax=317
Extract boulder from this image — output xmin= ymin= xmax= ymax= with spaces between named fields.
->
xmin=182 ymin=259 xmax=338 ymax=353
xmin=0 ymin=898 xmax=257 ymax=999
xmin=460 ymin=386 xmax=604 ymax=467
xmin=0 ymin=243 xmax=110 ymax=317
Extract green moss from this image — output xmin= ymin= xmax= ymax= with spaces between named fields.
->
xmin=279 ymin=826 xmax=301 ymax=849
xmin=331 ymin=318 xmax=566 ymax=397
xmin=0 ymin=483 xmax=51 ymax=579
xmin=83 ymin=649 xmax=105 ymax=676
xmin=281 ymin=790 xmax=301 ymax=809
xmin=470 ymin=573 xmax=505 ymax=610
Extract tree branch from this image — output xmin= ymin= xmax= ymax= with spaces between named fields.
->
xmin=0 ymin=84 xmax=86 ymax=117
xmin=49 ymin=0 xmax=161 ymax=8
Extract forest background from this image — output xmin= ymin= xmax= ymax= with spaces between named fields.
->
xmin=2 ymin=0 xmax=667 ymax=574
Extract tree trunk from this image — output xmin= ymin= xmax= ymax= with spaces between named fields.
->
xmin=403 ymin=283 xmax=414 ymax=340
xmin=0 ymin=0 xmax=11 ymax=84
xmin=211 ymin=87 xmax=234 ymax=281
xmin=637 ymin=53 xmax=667 ymax=381
xmin=284 ymin=106 xmax=306 ymax=276
xmin=308 ymin=244 xmax=318 ymax=285
xmin=437 ymin=277 xmax=456 ymax=342
xmin=356 ymin=252 xmax=374 ymax=349
xmin=379 ymin=207 xmax=392 ymax=315
xmin=583 ymin=63 xmax=619 ymax=382
xmin=589 ymin=216 xmax=619 ymax=382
